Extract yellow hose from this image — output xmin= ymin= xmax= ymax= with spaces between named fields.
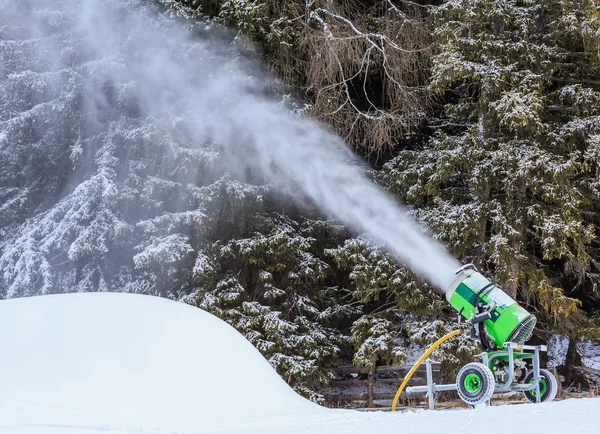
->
xmin=391 ymin=329 xmax=463 ymax=411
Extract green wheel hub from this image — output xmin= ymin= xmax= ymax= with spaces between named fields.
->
xmin=464 ymin=373 xmax=482 ymax=393
xmin=529 ymin=378 xmax=547 ymax=396
xmin=523 ymin=369 xmax=557 ymax=403
xmin=456 ymin=362 xmax=496 ymax=406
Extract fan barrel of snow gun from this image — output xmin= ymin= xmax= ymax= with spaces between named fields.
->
xmin=446 ymin=264 xmax=536 ymax=347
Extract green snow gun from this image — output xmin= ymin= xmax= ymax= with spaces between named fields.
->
xmin=392 ymin=264 xmax=555 ymax=411
xmin=447 ymin=264 xmax=536 ymax=350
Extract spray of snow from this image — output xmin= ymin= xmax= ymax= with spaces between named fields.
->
xmin=3 ymin=0 xmax=460 ymax=291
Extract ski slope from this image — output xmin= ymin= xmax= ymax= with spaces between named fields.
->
xmin=0 ymin=293 xmax=598 ymax=434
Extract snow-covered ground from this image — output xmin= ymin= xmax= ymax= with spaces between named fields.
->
xmin=1 ymin=293 xmax=599 ymax=434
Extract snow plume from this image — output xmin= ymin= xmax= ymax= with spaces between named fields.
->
xmin=0 ymin=0 xmax=459 ymax=295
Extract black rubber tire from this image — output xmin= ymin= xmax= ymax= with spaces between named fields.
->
xmin=523 ymin=369 xmax=558 ymax=403
xmin=456 ymin=362 xmax=496 ymax=406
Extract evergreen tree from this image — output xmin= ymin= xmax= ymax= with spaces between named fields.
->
xmin=0 ymin=0 xmax=366 ymax=401
xmin=4 ymin=0 xmax=600 ymax=400
xmin=381 ymin=0 xmax=600 ymax=342
xmin=0 ymin=1 xmax=219 ymax=297
xmin=185 ymin=187 xmax=361 ymax=402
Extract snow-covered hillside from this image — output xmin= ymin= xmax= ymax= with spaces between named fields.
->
xmin=0 ymin=293 xmax=324 ymax=431
xmin=1 ymin=293 xmax=598 ymax=434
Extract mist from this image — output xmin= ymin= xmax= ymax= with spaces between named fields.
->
xmin=0 ymin=0 xmax=459 ymax=293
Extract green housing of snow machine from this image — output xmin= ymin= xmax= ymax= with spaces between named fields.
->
xmin=446 ymin=265 xmax=536 ymax=347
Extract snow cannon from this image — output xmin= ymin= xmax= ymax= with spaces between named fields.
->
xmin=446 ymin=264 xmax=536 ymax=349
xmin=392 ymin=264 xmax=557 ymax=411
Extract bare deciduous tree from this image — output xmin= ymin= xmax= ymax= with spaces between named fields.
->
xmin=304 ymin=1 xmax=431 ymax=156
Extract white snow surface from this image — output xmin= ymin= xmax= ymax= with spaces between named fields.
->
xmin=1 ymin=293 xmax=599 ymax=434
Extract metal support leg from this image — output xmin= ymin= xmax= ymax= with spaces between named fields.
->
xmin=426 ymin=358 xmax=435 ymax=410
xmin=478 ymin=352 xmax=492 ymax=406
xmin=533 ymin=347 xmax=541 ymax=403
xmin=507 ymin=345 xmax=514 ymax=382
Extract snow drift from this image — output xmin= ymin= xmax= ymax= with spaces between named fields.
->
xmin=0 ymin=293 xmax=322 ymax=430
xmin=1 ymin=293 xmax=600 ymax=434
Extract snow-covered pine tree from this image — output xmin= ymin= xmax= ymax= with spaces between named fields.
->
xmin=162 ymin=0 xmax=472 ymax=377
xmin=185 ymin=185 xmax=361 ymax=402
xmin=325 ymin=237 xmax=479 ymax=375
xmin=10 ymin=0 xmax=599 ymax=400
xmin=0 ymin=2 xmax=222 ymax=297
xmin=0 ymin=0 xmax=374 ymax=401
xmin=164 ymin=0 xmax=600 ymax=390
xmin=381 ymin=0 xmax=600 ymax=340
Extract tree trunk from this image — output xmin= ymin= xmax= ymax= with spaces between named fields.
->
xmin=561 ymin=336 xmax=581 ymax=387
xmin=367 ymin=369 xmax=374 ymax=408
xmin=504 ymin=178 xmax=527 ymax=299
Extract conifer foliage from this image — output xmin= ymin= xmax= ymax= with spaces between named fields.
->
xmin=185 ymin=191 xmax=358 ymax=401
xmin=0 ymin=2 xmax=211 ymax=298
xmin=381 ymin=0 xmax=600 ymax=332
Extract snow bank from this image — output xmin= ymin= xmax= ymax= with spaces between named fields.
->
xmin=0 ymin=293 xmax=322 ymax=431
xmin=2 ymin=293 xmax=599 ymax=434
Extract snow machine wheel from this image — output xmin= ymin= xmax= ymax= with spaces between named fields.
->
xmin=456 ymin=362 xmax=496 ymax=406
xmin=523 ymin=369 xmax=557 ymax=403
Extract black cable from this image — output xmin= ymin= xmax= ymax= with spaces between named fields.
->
xmin=473 ymin=281 xmax=497 ymax=352
xmin=472 ymin=282 xmax=496 ymax=309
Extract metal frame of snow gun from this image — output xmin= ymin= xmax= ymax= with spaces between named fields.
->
xmin=397 ymin=342 xmax=549 ymax=410
xmin=391 ymin=265 xmax=557 ymax=411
